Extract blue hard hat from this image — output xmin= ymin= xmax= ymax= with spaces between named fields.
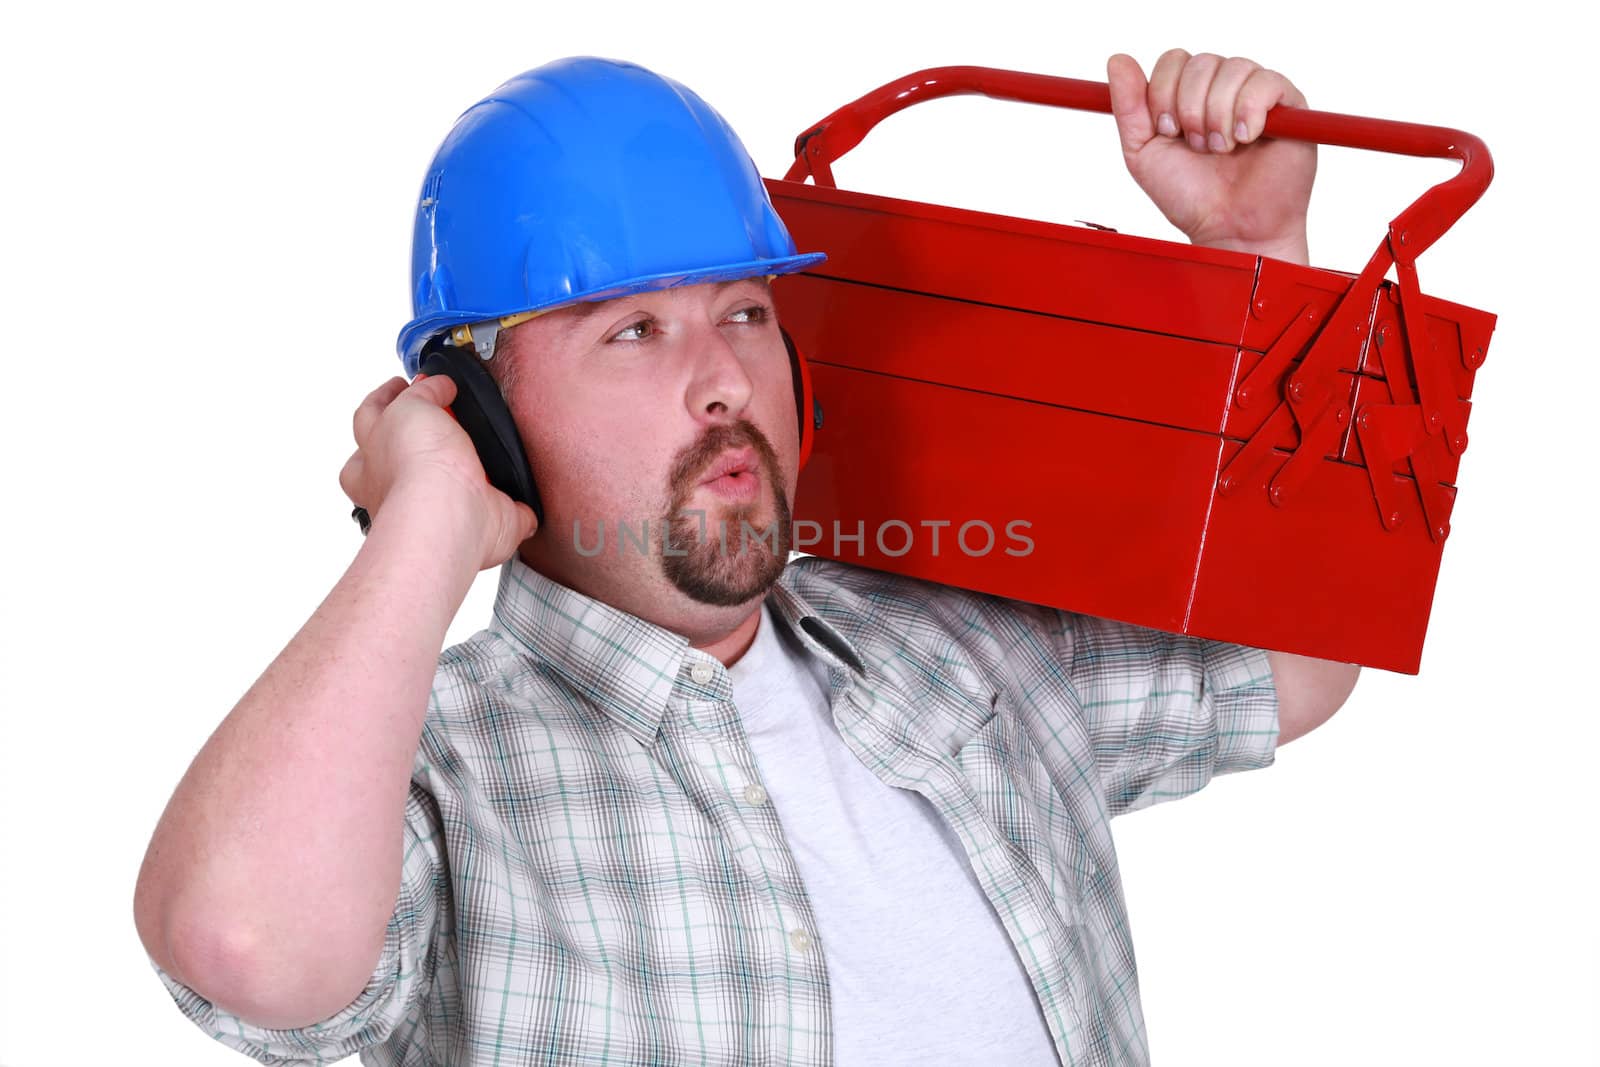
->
xmin=396 ymin=56 xmax=827 ymax=375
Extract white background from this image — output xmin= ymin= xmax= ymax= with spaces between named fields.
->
xmin=2 ymin=1 xmax=1594 ymax=1064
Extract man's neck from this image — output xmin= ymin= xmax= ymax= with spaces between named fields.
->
xmin=517 ymin=542 xmax=770 ymax=669
xmin=694 ymin=604 xmax=762 ymax=668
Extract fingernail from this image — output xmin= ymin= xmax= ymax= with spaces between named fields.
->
xmin=1187 ymin=131 xmax=1206 ymax=153
xmin=1235 ymin=119 xmax=1249 ymax=142
xmin=1207 ymin=131 xmax=1227 ymax=152
xmin=1157 ymin=112 xmax=1178 ymax=137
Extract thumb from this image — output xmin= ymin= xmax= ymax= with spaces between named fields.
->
xmin=493 ymin=501 xmax=541 ymax=564
xmin=503 ymin=497 xmax=540 ymax=545
xmin=516 ymin=502 xmax=540 ymax=543
xmin=1106 ymin=53 xmax=1154 ymax=160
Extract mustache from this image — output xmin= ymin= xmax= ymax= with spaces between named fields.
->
xmin=668 ymin=420 xmax=781 ymax=498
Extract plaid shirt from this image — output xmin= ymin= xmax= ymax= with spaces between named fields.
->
xmin=154 ymin=554 xmax=1278 ymax=1066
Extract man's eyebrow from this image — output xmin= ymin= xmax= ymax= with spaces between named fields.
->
xmin=555 ymin=279 xmax=770 ymax=332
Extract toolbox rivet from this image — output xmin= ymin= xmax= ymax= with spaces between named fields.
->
xmin=1336 ymin=407 xmax=1348 ymax=425
xmin=1426 ymin=410 xmax=1441 ymax=429
xmin=1358 ymin=412 xmax=1371 ymax=431
xmin=1269 ymin=486 xmax=1285 ymax=506
xmin=1237 ymin=387 xmax=1250 ymax=405
xmin=1438 ymin=524 xmax=1449 ymax=539
xmin=1219 ymin=475 xmax=1236 ymax=493
xmin=1253 ymin=298 xmax=1269 ymax=316
xmin=1468 ymin=347 xmax=1485 ymax=368
xmin=1389 ymin=511 xmax=1403 ymax=527
xmin=1452 ymin=432 xmax=1468 ymax=451
xmin=1289 ymin=380 xmax=1305 ymax=402
xmin=1400 ymin=231 xmax=1410 ymax=245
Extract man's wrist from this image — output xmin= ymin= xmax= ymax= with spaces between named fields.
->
xmin=362 ymin=478 xmax=492 ymax=590
xmin=1193 ymin=230 xmax=1310 ymax=266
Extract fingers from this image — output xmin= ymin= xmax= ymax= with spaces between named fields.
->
xmin=344 ymin=372 xmax=463 ymax=513
xmin=1204 ymin=58 xmax=1262 ymax=150
xmin=352 ymin=377 xmax=408 ymax=447
xmin=1173 ymin=52 xmax=1222 ymax=153
xmin=1141 ymin=49 xmax=1303 ymax=153
xmin=351 ymin=374 xmax=460 ymax=447
xmin=339 ymin=369 xmax=516 ymax=562
xmin=1146 ymin=48 xmax=1191 ymax=142
xmin=1234 ymin=67 xmax=1305 ymax=145
xmin=406 ymin=372 xmax=458 ymax=409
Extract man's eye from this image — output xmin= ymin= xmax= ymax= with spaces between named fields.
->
xmin=610 ymin=318 xmax=654 ymax=342
xmin=724 ymin=304 xmax=769 ymax=325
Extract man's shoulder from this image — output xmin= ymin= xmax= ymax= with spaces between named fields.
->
xmin=778 ymin=555 xmax=1064 ymax=667
xmin=427 ymin=625 xmax=563 ymax=723
xmin=779 ymin=553 xmax=970 ymax=619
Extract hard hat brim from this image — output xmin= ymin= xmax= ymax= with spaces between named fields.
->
xmin=398 ymin=250 xmax=827 ymax=376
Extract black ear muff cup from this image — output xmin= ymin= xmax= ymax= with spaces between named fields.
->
xmin=417 ymin=340 xmax=544 ymax=524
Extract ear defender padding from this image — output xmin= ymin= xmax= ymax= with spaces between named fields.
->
xmin=416 ymin=338 xmax=545 ymax=524
xmin=782 ymin=327 xmax=817 ymax=472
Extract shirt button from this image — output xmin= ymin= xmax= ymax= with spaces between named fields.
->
xmin=788 ymin=928 xmax=813 ymax=953
xmin=690 ymin=663 xmax=713 ymax=684
xmin=743 ymin=783 xmax=768 ymax=806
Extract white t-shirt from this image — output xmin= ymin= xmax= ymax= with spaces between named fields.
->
xmin=727 ymin=603 xmax=1061 ymax=1065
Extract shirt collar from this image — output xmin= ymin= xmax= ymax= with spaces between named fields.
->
xmin=767 ymin=571 xmax=869 ymax=681
xmin=489 ymin=556 xmax=868 ymax=748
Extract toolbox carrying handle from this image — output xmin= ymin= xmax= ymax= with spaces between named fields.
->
xmin=783 ymin=65 xmax=1492 ymax=261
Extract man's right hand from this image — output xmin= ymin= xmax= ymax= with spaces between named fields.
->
xmin=337 ymin=374 xmax=539 ymax=571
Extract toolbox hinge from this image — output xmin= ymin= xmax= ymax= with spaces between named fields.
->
xmin=1218 ymin=226 xmax=1482 ymax=543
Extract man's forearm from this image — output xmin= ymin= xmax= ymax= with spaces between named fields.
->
xmin=133 ymin=486 xmax=482 ymax=1029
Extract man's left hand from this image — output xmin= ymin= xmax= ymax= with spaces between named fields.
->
xmin=1107 ymin=50 xmax=1316 ymax=264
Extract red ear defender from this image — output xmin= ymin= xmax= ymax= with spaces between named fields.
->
xmin=781 ymin=327 xmax=816 ymax=472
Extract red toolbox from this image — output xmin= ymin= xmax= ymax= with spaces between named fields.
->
xmin=767 ymin=67 xmax=1495 ymax=674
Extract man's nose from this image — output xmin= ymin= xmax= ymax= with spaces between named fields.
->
xmin=684 ymin=325 xmax=754 ymax=422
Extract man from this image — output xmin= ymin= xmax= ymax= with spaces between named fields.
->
xmin=135 ymin=49 xmax=1358 ymax=1066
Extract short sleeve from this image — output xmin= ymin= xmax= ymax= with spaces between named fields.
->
xmin=149 ymin=781 xmax=447 ymax=1066
xmin=1064 ymin=612 xmax=1280 ymax=817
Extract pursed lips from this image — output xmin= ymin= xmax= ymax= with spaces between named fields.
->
xmin=698 ymin=447 xmax=758 ymax=485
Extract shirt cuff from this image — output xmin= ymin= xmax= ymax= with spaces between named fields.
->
xmin=1201 ymin=641 xmax=1281 ymax=774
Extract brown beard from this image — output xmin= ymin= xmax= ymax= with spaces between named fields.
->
xmin=660 ymin=420 xmax=792 ymax=606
